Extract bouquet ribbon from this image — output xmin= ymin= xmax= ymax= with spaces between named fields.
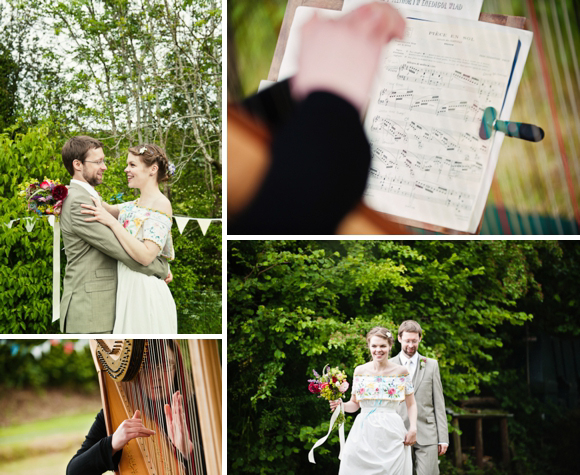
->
xmin=48 ymin=216 xmax=61 ymax=322
xmin=308 ymin=400 xmax=345 ymax=464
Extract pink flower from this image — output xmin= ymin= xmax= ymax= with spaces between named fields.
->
xmin=388 ymin=388 xmax=396 ymax=395
xmin=339 ymin=381 xmax=349 ymax=393
xmin=40 ymin=181 xmax=50 ymax=190
xmin=320 ymin=383 xmax=328 ymax=390
xmin=308 ymin=382 xmax=321 ymax=394
xmin=123 ymin=220 xmax=129 ymax=228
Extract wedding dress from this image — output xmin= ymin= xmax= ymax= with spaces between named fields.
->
xmin=339 ymin=374 xmax=414 ymax=475
xmin=113 ymin=200 xmax=177 ymax=333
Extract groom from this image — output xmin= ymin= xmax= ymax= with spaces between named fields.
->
xmin=390 ymin=320 xmax=449 ymax=475
xmin=59 ymin=135 xmax=169 ymax=333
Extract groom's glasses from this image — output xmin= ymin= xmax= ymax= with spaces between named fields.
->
xmin=85 ymin=159 xmax=107 ymax=166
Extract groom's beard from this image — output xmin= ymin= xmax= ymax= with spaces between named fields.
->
xmin=82 ymin=169 xmax=103 ymax=187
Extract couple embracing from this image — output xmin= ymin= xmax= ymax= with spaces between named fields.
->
xmin=331 ymin=320 xmax=448 ymax=475
xmin=59 ymin=136 xmax=177 ymax=334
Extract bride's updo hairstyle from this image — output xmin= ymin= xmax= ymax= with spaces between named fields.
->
xmin=366 ymin=326 xmax=394 ymax=347
xmin=129 ymin=144 xmax=170 ymax=183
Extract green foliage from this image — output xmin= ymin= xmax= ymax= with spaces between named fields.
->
xmin=0 ymin=340 xmax=98 ymax=392
xmin=227 ymin=240 xmax=563 ymax=474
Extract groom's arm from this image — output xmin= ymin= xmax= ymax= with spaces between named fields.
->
xmin=432 ymin=360 xmax=450 ymax=446
xmin=69 ymin=193 xmax=169 ymax=279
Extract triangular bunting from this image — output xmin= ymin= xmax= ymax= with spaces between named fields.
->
xmin=22 ymin=217 xmax=37 ymax=233
xmin=174 ymin=216 xmax=190 ymax=235
xmin=48 ymin=215 xmax=55 ymax=227
xmin=197 ymin=219 xmax=212 ymax=235
xmin=3 ymin=220 xmax=15 ymax=229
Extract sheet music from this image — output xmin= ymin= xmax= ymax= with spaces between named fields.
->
xmin=363 ymin=20 xmax=519 ymax=231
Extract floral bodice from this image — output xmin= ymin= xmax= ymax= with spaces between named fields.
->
xmin=118 ymin=200 xmax=174 ymax=260
xmin=353 ymin=374 xmax=414 ymax=403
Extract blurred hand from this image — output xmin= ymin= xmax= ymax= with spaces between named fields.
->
xmin=111 ymin=410 xmax=155 ymax=454
xmin=164 ymin=390 xmax=194 ymax=457
xmin=165 ymin=271 xmax=173 ymax=284
xmin=329 ymin=399 xmax=341 ymax=412
xmin=291 ymin=2 xmax=406 ymax=112
xmin=403 ymin=429 xmax=417 ymax=446
xmin=438 ymin=444 xmax=448 ymax=455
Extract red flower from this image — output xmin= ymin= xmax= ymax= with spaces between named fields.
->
xmin=52 ymin=185 xmax=68 ymax=201
xmin=308 ymin=382 xmax=321 ymax=394
xmin=40 ymin=181 xmax=50 ymax=190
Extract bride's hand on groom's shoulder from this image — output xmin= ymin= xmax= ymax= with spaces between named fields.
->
xmin=81 ymin=196 xmax=117 ymax=228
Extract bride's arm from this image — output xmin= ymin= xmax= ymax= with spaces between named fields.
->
xmin=403 ymin=392 xmax=417 ymax=445
xmin=81 ymin=197 xmax=161 ymax=266
xmin=101 ymin=201 xmax=119 ymax=218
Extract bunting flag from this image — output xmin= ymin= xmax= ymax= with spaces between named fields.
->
xmin=2 ymin=215 xmax=221 ymax=235
xmin=174 ymin=216 xmax=191 ymax=234
xmin=197 ymin=218 xmax=213 ymax=235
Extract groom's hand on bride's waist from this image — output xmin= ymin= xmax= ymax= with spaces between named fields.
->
xmin=165 ymin=271 xmax=173 ymax=284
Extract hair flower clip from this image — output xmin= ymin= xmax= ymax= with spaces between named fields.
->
xmin=139 ymin=146 xmax=147 ymax=154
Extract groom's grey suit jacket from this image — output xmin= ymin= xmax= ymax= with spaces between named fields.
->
xmin=390 ymin=352 xmax=449 ymax=446
xmin=59 ymin=183 xmax=168 ymax=333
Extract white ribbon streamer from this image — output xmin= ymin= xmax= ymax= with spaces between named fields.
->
xmin=308 ymin=400 xmax=345 ymax=464
xmin=50 ymin=217 xmax=61 ymax=322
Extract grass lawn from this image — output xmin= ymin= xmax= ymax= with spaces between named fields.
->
xmin=0 ymin=390 xmax=106 ymax=475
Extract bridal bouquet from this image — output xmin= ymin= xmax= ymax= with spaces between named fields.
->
xmin=18 ymin=178 xmax=68 ymax=216
xmin=308 ymin=365 xmax=349 ymax=427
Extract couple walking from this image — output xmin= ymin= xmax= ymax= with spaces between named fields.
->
xmin=331 ymin=320 xmax=448 ymax=475
xmin=59 ymin=136 xmax=177 ymax=334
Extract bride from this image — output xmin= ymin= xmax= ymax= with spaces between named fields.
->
xmin=330 ymin=326 xmax=417 ymax=474
xmin=81 ymin=144 xmax=177 ymax=333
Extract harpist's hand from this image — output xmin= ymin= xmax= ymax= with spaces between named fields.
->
xmin=291 ymin=2 xmax=405 ymax=113
xmin=164 ymin=390 xmax=194 ymax=457
xmin=81 ymin=196 xmax=118 ymax=228
xmin=111 ymin=410 xmax=156 ymax=454
xmin=403 ymin=428 xmax=417 ymax=446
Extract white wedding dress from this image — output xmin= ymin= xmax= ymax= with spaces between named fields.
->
xmin=113 ymin=200 xmax=177 ymax=334
xmin=339 ymin=374 xmax=414 ymax=475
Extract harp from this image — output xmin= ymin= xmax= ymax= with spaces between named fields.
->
xmin=89 ymin=339 xmax=222 ymax=475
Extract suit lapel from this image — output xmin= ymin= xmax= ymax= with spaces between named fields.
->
xmin=413 ymin=352 xmax=426 ymax=391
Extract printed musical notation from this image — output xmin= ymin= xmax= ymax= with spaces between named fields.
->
xmin=370 ymin=115 xmax=489 ymax=158
xmin=386 ymin=64 xmax=505 ymax=100
xmin=366 ymin=171 xmax=475 ymax=216
xmin=369 ymin=145 xmax=484 ymax=184
xmin=377 ymin=87 xmax=485 ymax=123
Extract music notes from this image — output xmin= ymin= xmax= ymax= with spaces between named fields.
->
xmin=363 ymin=18 xmax=520 ymax=231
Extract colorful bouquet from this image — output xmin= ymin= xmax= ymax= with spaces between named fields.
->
xmin=18 ymin=178 xmax=68 ymax=217
xmin=308 ymin=365 xmax=349 ymax=427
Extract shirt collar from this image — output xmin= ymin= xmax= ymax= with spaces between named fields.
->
xmin=400 ymin=352 xmax=419 ymax=365
xmin=71 ymin=179 xmax=99 ymax=199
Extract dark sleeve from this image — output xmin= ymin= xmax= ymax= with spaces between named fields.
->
xmin=231 ymin=85 xmax=371 ymax=234
xmin=67 ymin=410 xmax=122 ymax=475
